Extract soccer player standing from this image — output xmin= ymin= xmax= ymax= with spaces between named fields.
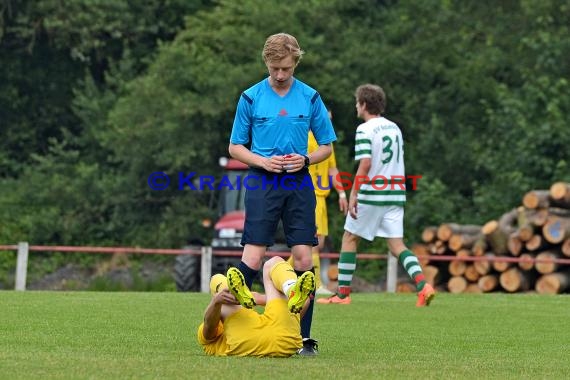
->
xmin=228 ymin=33 xmax=337 ymax=355
xmin=318 ymin=84 xmax=435 ymax=307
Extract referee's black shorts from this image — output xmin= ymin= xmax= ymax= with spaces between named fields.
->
xmin=241 ymin=167 xmax=318 ymax=248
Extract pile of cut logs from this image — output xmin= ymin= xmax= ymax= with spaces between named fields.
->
xmin=410 ymin=182 xmax=570 ymax=294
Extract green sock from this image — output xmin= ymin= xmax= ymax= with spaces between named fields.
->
xmin=398 ymin=250 xmax=426 ymax=291
xmin=337 ymin=252 xmax=357 ymax=298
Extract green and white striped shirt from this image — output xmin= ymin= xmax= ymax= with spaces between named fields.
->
xmin=354 ymin=117 xmax=406 ymax=206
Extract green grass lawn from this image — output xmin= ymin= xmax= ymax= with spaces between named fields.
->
xmin=1 ymin=291 xmax=569 ymax=379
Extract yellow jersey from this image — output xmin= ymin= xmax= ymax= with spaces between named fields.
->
xmin=308 ymin=131 xmax=337 ymax=198
xmin=197 ymin=299 xmax=302 ymax=357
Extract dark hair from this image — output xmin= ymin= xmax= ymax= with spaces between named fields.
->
xmin=355 ymin=84 xmax=386 ymax=115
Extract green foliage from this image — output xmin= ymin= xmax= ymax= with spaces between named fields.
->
xmin=1 ymin=0 xmax=569 ymax=265
xmin=0 ymin=0 xmax=207 ymax=176
xmin=0 ymin=137 xmax=115 ymax=245
xmin=0 ymin=250 xmax=16 ymax=288
xmin=405 ymin=176 xmax=473 ymax=240
xmin=1 ymin=0 xmax=214 ymax=248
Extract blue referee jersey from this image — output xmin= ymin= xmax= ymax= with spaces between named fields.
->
xmin=230 ymin=78 xmax=337 ymax=158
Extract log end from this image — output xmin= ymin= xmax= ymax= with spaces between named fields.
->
xmin=481 ymin=220 xmax=498 ymax=235
xmin=550 ymin=182 xmax=570 ymax=201
xmin=448 ymin=276 xmax=467 ymax=294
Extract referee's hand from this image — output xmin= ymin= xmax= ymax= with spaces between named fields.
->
xmin=282 ymin=154 xmax=304 ymax=173
xmin=263 ymin=156 xmax=287 ymax=173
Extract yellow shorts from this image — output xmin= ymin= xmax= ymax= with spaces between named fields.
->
xmin=315 ymin=195 xmax=328 ymax=236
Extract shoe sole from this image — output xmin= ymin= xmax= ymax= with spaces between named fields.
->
xmin=316 ymin=296 xmax=351 ymax=305
xmin=288 ymin=272 xmax=315 ymax=313
xmin=227 ymin=268 xmax=256 ymax=309
xmin=425 ymin=291 xmax=435 ymax=306
xmin=297 ymin=349 xmax=318 ymax=357
xmin=417 ymin=290 xmax=435 ymax=307
xmin=317 ymin=301 xmax=350 ymax=304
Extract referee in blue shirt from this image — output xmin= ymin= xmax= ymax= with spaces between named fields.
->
xmin=229 ymin=33 xmax=337 ymax=356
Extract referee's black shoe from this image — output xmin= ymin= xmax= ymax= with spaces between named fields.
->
xmin=297 ymin=338 xmax=318 ymax=356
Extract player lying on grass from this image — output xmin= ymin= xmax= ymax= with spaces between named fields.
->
xmin=197 ymin=257 xmax=315 ymax=357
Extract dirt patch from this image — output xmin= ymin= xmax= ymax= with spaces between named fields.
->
xmin=28 ymin=264 xmax=93 ymax=290
xmin=27 ymin=255 xmax=174 ymax=291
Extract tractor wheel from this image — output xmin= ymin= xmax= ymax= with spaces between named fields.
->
xmin=174 ymin=253 xmax=200 ymax=292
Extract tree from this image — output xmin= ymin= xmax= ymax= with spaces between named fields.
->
xmin=2 ymin=0 xmax=569 ymax=251
xmin=0 ymin=0 xmax=213 ymax=246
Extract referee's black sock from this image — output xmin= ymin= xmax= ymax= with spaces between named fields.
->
xmin=295 ymin=267 xmax=315 ymax=339
xmin=237 ymin=261 xmax=259 ymax=289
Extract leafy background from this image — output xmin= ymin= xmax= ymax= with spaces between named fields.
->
xmin=1 ymin=0 xmax=569 ymax=286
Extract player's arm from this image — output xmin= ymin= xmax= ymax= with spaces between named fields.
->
xmin=252 ymin=291 xmax=267 ymax=306
xmin=202 ymin=289 xmax=237 ymax=340
xmin=228 ymin=143 xmax=284 ymax=173
xmin=329 ymin=166 xmax=348 ymax=215
xmin=228 ymin=143 xmax=266 ymax=168
xmin=306 ymin=101 xmax=335 ymax=166
xmin=349 ymin=158 xmax=371 ymax=219
xmin=307 ymin=143 xmax=332 ymax=165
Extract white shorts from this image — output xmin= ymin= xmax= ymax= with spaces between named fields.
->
xmin=344 ymin=204 xmax=404 ymax=241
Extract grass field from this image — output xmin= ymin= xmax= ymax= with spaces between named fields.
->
xmin=1 ymin=291 xmax=569 ymax=380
